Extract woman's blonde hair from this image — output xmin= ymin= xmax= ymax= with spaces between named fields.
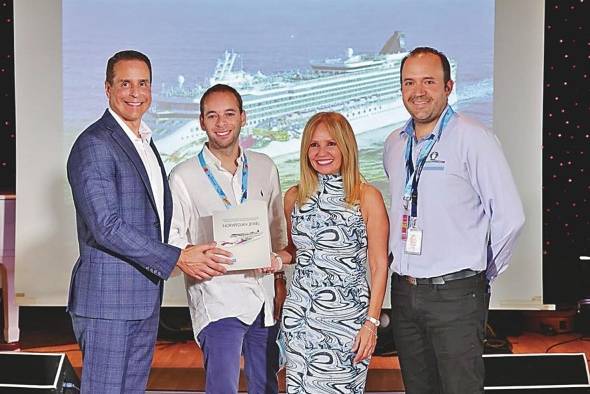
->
xmin=297 ymin=112 xmax=362 ymax=205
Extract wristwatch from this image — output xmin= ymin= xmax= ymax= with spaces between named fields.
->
xmin=366 ymin=316 xmax=380 ymax=327
xmin=271 ymin=252 xmax=284 ymax=272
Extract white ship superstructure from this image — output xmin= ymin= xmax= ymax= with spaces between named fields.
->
xmin=150 ymin=32 xmax=457 ymax=163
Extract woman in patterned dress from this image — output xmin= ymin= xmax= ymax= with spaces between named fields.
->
xmin=280 ymin=112 xmax=389 ymax=393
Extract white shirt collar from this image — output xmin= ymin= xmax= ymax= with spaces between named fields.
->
xmin=202 ymin=143 xmax=244 ymax=171
xmin=108 ymin=108 xmax=153 ymax=144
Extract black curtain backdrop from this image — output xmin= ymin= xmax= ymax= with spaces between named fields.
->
xmin=542 ymin=0 xmax=590 ymax=304
xmin=0 ymin=1 xmax=14 ymax=193
xmin=0 ymin=1 xmax=588 ymax=304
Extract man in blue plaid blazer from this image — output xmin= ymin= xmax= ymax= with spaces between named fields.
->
xmin=66 ymin=50 xmax=231 ymax=393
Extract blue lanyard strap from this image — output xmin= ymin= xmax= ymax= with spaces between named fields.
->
xmin=403 ymin=107 xmax=455 ymax=219
xmin=197 ymin=147 xmax=248 ymax=209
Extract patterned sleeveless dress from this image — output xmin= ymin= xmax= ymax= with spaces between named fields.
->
xmin=281 ymin=174 xmax=370 ymax=393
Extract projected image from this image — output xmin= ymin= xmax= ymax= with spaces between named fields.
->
xmin=63 ymin=0 xmax=494 ymax=198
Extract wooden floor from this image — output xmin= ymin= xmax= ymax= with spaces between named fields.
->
xmin=19 ymin=340 xmax=403 ymax=391
xmin=19 ymin=332 xmax=590 ymax=392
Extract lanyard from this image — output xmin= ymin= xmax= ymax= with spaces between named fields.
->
xmin=403 ymin=107 xmax=455 ymax=219
xmin=197 ymin=148 xmax=248 ymax=209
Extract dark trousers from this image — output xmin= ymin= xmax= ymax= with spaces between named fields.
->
xmin=197 ymin=308 xmax=279 ymax=394
xmin=391 ymin=272 xmax=488 ymax=394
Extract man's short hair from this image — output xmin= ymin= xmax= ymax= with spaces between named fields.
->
xmin=200 ymin=84 xmax=243 ymax=116
xmin=106 ymin=50 xmax=152 ymax=84
xmin=400 ymin=47 xmax=451 ymax=84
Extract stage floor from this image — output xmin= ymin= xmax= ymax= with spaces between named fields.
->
xmin=7 ymin=308 xmax=590 ymax=392
xmin=16 ymin=332 xmax=590 ymax=392
xmin=20 ymin=340 xmax=405 ymax=392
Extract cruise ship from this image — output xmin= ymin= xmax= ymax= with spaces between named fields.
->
xmin=149 ymin=32 xmax=457 ymax=165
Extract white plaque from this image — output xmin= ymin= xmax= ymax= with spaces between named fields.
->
xmin=213 ymin=200 xmax=271 ymax=271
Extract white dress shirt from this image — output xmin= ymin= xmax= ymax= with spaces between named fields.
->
xmin=168 ymin=144 xmax=287 ymax=342
xmin=109 ymin=108 xmax=164 ymax=240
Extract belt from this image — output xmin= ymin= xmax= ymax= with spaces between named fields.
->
xmin=396 ymin=269 xmax=481 ymax=286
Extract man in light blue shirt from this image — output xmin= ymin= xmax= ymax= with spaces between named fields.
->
xmin=383 ymin=47 xmax=524 ymax=393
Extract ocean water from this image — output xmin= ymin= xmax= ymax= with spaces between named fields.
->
xmin=63 ymin=0 xmax=494 ymax=198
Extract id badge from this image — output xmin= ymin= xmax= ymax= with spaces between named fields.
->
xmin=405 ymin=227 xmax=423 ymax=255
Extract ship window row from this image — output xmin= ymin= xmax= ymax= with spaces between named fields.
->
xmin=248 ymin=92 xmax=398 ymax=119
xmin=246 ymin=68 xmax=400 ymax=102
xmin=303 ymin=66 xmax=400 ymax=88
xmin=248 ymin=91 xmax=399 ymax=120
xmin=247 ymin=82 xmax=399 ymax=113
xmin=247 ymin=73 xmax=401 ymax=107
xmin=262 ymin=80 xmax=398 ymax=107
xmin=247 ymin=91 xmax=399 ymax=116
xmin=259 ymin=89 xmax=397 ymax=115
xmin=295 ymin=69 xmax=400 ymax=93
xmin=249 ymin=96 xmax=398 ymax=126
xmin=246 ymin=79 xmax=398 ymax=113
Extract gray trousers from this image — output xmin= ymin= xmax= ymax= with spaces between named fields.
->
xmin=391 ymin=272 xmax=488 ymax=394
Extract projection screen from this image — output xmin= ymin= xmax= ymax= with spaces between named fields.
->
xmin=14 ymin=0 xmax=545 ymax=309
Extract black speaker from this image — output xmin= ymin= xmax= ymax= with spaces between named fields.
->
xmin=484 ymin=353 xmax=590 ymax=393
xmin=0 ymin=352 xmax=80 ymax=393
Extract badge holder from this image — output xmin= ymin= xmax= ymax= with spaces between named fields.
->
xmin=404 ymin=216 xmax=422 ymax=255
xmin=405 ymin=226 xmax=423 ymax=255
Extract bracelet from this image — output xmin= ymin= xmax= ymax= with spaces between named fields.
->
xmin=271 ymin=252 xmax=284 ymax=272
xmin=365 ymin=316 xmax=380 ymax=327
xmin=274 ymin=271 xmax=286 ymax=280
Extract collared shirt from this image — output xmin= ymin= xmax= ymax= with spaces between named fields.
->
xmin=383 ymin=106 xmax=525 ymax=282
xmin=109 ymin=108 xmax=164 ymax=240
xmin=168 ymin=144 xmax=287 ymax=342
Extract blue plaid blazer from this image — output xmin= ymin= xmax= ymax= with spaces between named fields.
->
xmin=67 ymin=110 xmax=180 ymax=320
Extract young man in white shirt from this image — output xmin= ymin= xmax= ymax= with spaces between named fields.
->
xmin=168 ymin=84 xmax=290 ymax=394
